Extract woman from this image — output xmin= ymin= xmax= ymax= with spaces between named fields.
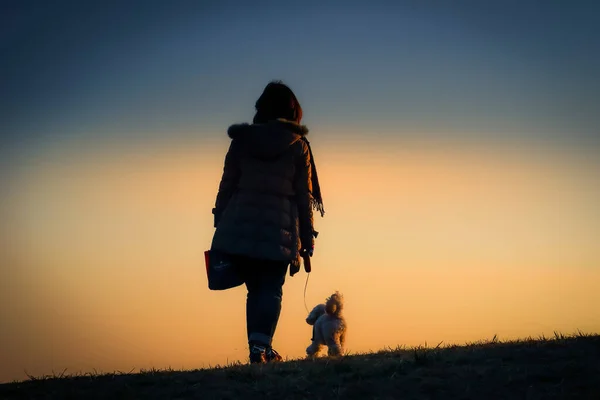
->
xmin=211 ymin=81 xmax=324 ymax=364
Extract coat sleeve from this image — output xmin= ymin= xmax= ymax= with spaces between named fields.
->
xmin=294 ymin=141 xmax=315 ymax=250
xmin=212 ymin=141 xmax=240 ymax=228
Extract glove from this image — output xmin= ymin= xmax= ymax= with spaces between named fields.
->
xmin=300 ymin=247 xmax=314 ymax=257
xmin=300 ymin=247 xmax=313 ymax=273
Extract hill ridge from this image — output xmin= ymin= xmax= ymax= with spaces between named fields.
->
xmin=2 ymin=332 xmax=599 ymax=399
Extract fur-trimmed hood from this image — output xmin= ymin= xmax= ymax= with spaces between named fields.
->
xmin=227 ymin=118 xmax=309 ymax=158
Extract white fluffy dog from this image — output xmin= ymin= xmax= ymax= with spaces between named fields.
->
xmin=305 ymin=291 xmax=346 ymax=357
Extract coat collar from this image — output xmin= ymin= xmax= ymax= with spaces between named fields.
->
xmin=227 ymin=119 xmax=309 ymax=139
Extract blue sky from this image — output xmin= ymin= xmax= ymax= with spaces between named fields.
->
xmin=2 ymin=1 xmax=599 ymax=158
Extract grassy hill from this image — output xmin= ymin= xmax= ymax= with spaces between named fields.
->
xmin=1 ymin=332 xmax=599 ymax=399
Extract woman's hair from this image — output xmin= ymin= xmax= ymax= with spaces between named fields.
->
xmin=253 ymin=80 xmax=303 ymax=124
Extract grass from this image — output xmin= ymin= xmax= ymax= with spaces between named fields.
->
xmin=1 ymin=331 xmax=599 ymax=399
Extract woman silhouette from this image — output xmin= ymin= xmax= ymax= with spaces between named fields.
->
xmin=211 ymin=81 xmax=324 ymax=363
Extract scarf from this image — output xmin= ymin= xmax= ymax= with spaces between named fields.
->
xmin=290 ymin=137 xmax=324 ymax=277
xmin=302 ymin=137 xmax=325 ymax=218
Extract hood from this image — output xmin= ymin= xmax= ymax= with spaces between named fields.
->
xmin=227 ymin=119 xmax=309 ymax=158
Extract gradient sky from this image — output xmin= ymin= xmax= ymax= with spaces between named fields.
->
xmin=2 ymin=1 xmax=599 ymax=150
xmin=1 ymin=1 xmax=599 ymax=383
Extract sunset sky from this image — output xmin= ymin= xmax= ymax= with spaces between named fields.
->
xmin=1 ymin=1 xmax=599 ymax=383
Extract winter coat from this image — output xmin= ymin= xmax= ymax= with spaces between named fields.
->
xmin=211 ymin=119 xmax=315 ymax=273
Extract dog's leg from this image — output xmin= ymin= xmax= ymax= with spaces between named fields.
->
xmin=325 ymin=333 xmax=342 ymax=357
xmin=306 ymin=341 xmax=323 ymax=358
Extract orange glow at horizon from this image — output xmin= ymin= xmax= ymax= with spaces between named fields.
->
xmin=1 ymin=134 xmax=599 ymax=383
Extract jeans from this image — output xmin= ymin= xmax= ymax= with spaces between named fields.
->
xmin=232 ymin=255 xmax=289 ymax=347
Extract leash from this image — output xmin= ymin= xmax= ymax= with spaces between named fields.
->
xmin=302 ymin=254 xmax=312 ymax=313
xmin=303 ymin=272 xmax=310 ymax=313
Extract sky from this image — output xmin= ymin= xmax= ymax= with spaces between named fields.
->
xmin=1 ymin=0 xmax=599 ymax=383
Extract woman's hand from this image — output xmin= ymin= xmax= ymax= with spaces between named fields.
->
xmin=300 ymin=247 xmax=313 ymax=273
xmin=300 ymin=247 xmax=314 ymax=257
